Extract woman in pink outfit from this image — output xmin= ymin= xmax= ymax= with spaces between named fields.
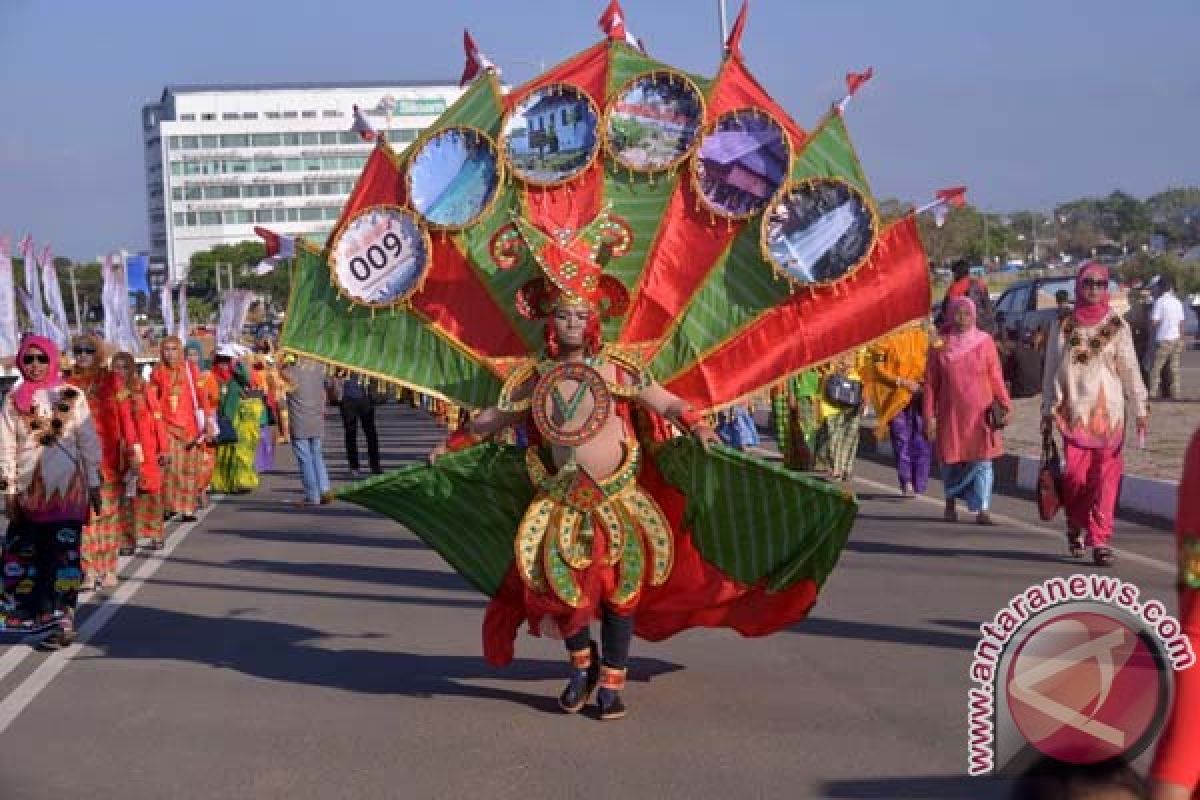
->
xmin=924 ymin=296 xmax=1012 ymax=525
xmin=1042 ymin=262 xmax=1148 ymax=567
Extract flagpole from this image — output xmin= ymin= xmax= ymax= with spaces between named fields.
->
xmin=68 ymin=261 xmax=82 ymax=334
xmin=717 ymin=0 xmax=728 ymax=50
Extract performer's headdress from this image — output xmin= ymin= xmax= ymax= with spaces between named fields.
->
xmin=511 ymin=212 xmax=630 ymax=321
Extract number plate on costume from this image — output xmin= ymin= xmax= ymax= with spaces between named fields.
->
xmin=531 ymin=362 xmax=613 ymax=447
xmin=329 ymin=205 xmax=431 ymax=308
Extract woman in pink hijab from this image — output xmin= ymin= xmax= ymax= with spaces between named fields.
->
xmin=0 ymin=335 xmax=102 ymax=644
xmin=924 ymin=296 xmax=1012 ymax=525
xmin=1042 ymin=262 xmax=1148 ymax=566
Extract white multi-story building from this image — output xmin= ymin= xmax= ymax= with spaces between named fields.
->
xmin=142 ymin=81 xmax=464 ymax=284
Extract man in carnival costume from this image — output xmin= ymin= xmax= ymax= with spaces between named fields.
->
xmin=431 ymin=247 xmax=719 ymax=720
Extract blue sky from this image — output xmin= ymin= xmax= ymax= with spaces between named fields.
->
xmin=1 ymin=0 xmax=1197 ymax=259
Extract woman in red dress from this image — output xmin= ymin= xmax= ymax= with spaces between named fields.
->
xmin=111 ymin=352 xmax=171 ymax=551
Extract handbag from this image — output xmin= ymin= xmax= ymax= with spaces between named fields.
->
xmin=824 ymin=374 xmax=863 ymax=409
xmin=1036 ymin=430 xmax=1064 ymax=521
xmin=215 ymin=414 xmax=238 ymax=445
xmin=986 ymin=399 xmax=1010 ymax=429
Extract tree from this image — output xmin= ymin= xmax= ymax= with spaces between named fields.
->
xmin=186 ymin=239 xmax=292 ymax=313
xmin=1121 ymin=253 xmax=1200 ymax=297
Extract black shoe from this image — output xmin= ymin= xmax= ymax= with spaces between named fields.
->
xmin=181 ymin=514 xmax=197 ymax=523
xmin=163 ymin=511 xmax=177 ymax=522
xmin=597 ymin=688 xmax=627 ymax=720
xmin=557 ymin=641 xmax=600 ymax=713
xmin=118 ymin=546 xmax=135 ymax=557
xmin=148 ymin=539 xmax=165 ymax=551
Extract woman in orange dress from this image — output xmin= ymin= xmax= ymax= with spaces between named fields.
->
xmin=111 ymin=352 xmax=171 ymax=550
xmin=187 ymin=340 xmax=219 ymax=503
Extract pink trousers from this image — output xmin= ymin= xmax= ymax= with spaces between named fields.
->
xmin=1062 ymin=440 xmax=1123 ymax=547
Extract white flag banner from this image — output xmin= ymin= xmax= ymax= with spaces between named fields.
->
xmin=161 ymin=284 xmax=175 ymax=341
xmin=216 ymin=288 xmax=255 ymax=349
xmin=16 ymin=286 xmax=59 ymax=344
xmin=0 ymin=236 xmax=19 ymax=357
xmin=115 ymin=254 xmax=139 ymax=353
xmin=176 ymin=279 xmax=190 ymax=340
xmin=17 ymin=236 xmax=45 ymax=336
xmin=102 ymin=253 xmax=120 ymax=346
xmin=39 ymin=246 xmax=71 ymax=350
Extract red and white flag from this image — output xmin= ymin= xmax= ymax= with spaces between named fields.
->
xmin=253 ymin=226 xmax=296 ymax=274
xmin=460 ymin=30 xmax=500 ymax=86
xmin=916 ymin=186 xmax=968 ymax=227
xmin=351 ymin=105 xmax=378 ymax=142
xmin=598 ymin=0 xmax=645 ymax=51
xmin=837 ymin=67 xmax=874 ymax=113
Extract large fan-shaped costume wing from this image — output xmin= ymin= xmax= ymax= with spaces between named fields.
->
xmin=280 ymin=22 xmax=932 ymax=664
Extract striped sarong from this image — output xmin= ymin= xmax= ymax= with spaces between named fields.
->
xmin=121 ymin=491 xmax=165 ymax=548
xmin=82 ymin=482 xmax=125 ymax=578
xmin=163 ymin=434 xmax=202 ymax=515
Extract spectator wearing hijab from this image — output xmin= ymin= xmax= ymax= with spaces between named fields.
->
xmin=1042 ymin=262 xmax=1148 ymax=567
xmin=924 ymin=297 xmax=1012 ymax=525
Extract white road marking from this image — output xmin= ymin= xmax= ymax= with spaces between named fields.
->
xmin=0 ymin=504 xmax=215 ymax=735
xmin=852 ymin=475 xmax=1175 ymax=575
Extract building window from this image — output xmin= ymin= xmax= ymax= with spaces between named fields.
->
xmin=168 ymin=136 xmax=180 ymax=149
xmin=266 ymin=111 xmax=281 ymax=119
xmin=222 ymin=112 xmax=239 ymax=120
xmin=282 ymin=111 xmax=298 ymax=119
xmin=255 ymin=209 xmax=274 ymax=223
xmin=171 ymin=188 xmax=183 ymax=201
xmin=282 ymin=133 xmax=301 ymax=147
xmin=251 ymin=133 xmax=281 ymax=147
xmin=203 ymin=185 xmax=238 ymax=199
xmin=339 ymin=131 xmax=361 ymax=145
xmin=299 ymin=208 xmax=322 ymax=221
xmin=185 ymin=187 xmax=202 ymax=200
xmin=274 ymin=184 xmax=303 ymax=197
xmin=302 ymin=111 xmax=317 ymax=119
xmin=181 ymin=135 xmax=199 ymax=149
xmin=180 ymin=113 xmax=196 ymax=121
xmin=197 ymin=211 xmax=221 ymax=226
xmin=319 ymin=132 xmax=339 ymax=145
xmin=322 ymin=110 xmax=341 ymax=118
xmin=243 ymin=112 xmax=258 ymax=120
xmin=244 ymin=185 xmax=272 ymax=198
xmin=201 ymin=113 xmax=216 ymax=121
xmin=223 ymin=210 xmax=252 ymax=224
xmin=284 ymin=157 xmax=304 ymax=171
xmin=300 ymin=132 xmax=319 ymax=146
xmin=305 ymin=157 xmax=321 ymax=171
xmin=323 ymin=207 xmax=342 ymax=220
xmin=200 ymin=135 xmax=218 ymax=148
xmin=286 ymin=208 xmax=300 ymax=221
xmin=220 ymin=134 xmax=250 ymax=148
xmin=255 ymin=157 xmax=283 ymax=172
xmin=173 ymin=212 xmax=186 ymax=226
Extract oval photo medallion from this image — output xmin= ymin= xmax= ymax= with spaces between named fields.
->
xmin=693 ymin=110 xmax=790 ymax=219
xmin=329 ymin=206 xmax=431 ymax=308
xmin=762 ymin=179 xmax=877 ymax=287
xmin=606 ymin=72 xmax=704 ymax=172
xmin=502 ymin=84 xmax=600 ymax=186
xmin=408 ymin=127 xmax=501 ymax=230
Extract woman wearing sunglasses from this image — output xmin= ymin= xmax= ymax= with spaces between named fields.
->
xmin=1042 ymin=262 xmax=1149 ymax=567
xmin=0 ymin=335 xmax=102 ymax=645
xmin=69 ymin=334 xmax=127 ymax=590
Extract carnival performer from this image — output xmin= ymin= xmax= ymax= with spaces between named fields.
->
xmin=771 ymin=370 xmax=820 ymax=471
xmin=149 ymin=336 xmax=210 ymax=520
xmin=0 ymin=336 xmax=101 ymax=646
xmin=1042 ymin=262 xmax=1148 ymax=567
xmin=210 ymin=348 xmax=261 ymax=494
xmin=70 ymin=334 xmax=125 ymax=589
xmin=430 ymin=283 xmax=719 ymax=720
xmin=866 ymin=324 xmax=932 ymax=497
xmin=111 ymin=352 xmax=171 ymax=551
xmin=814 ymin=350 xmax=866 ymax=482
xmin=1149 ymin=429 xmax=1200 ymax=800
xmin=187 ymin=339 xmax=219 ymax=506
xmin=924 ymin=296 xmax=1012 ymax=525
xmin=249 ymin=337 xmax=289 ymax=473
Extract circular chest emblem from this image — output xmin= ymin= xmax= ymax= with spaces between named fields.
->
xmin=531 ymin=363 xmax=612 ymax=447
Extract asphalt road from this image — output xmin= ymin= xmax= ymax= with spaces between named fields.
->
xmin=0 ymin=405 xmax=1181 ymax=799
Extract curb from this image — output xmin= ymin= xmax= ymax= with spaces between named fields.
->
xmin=868 ymin=439 xmax=1178 ymax=526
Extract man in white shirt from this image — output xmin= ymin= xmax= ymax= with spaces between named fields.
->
xmin=1149 ymin=274 xmax=1186 ymax=399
